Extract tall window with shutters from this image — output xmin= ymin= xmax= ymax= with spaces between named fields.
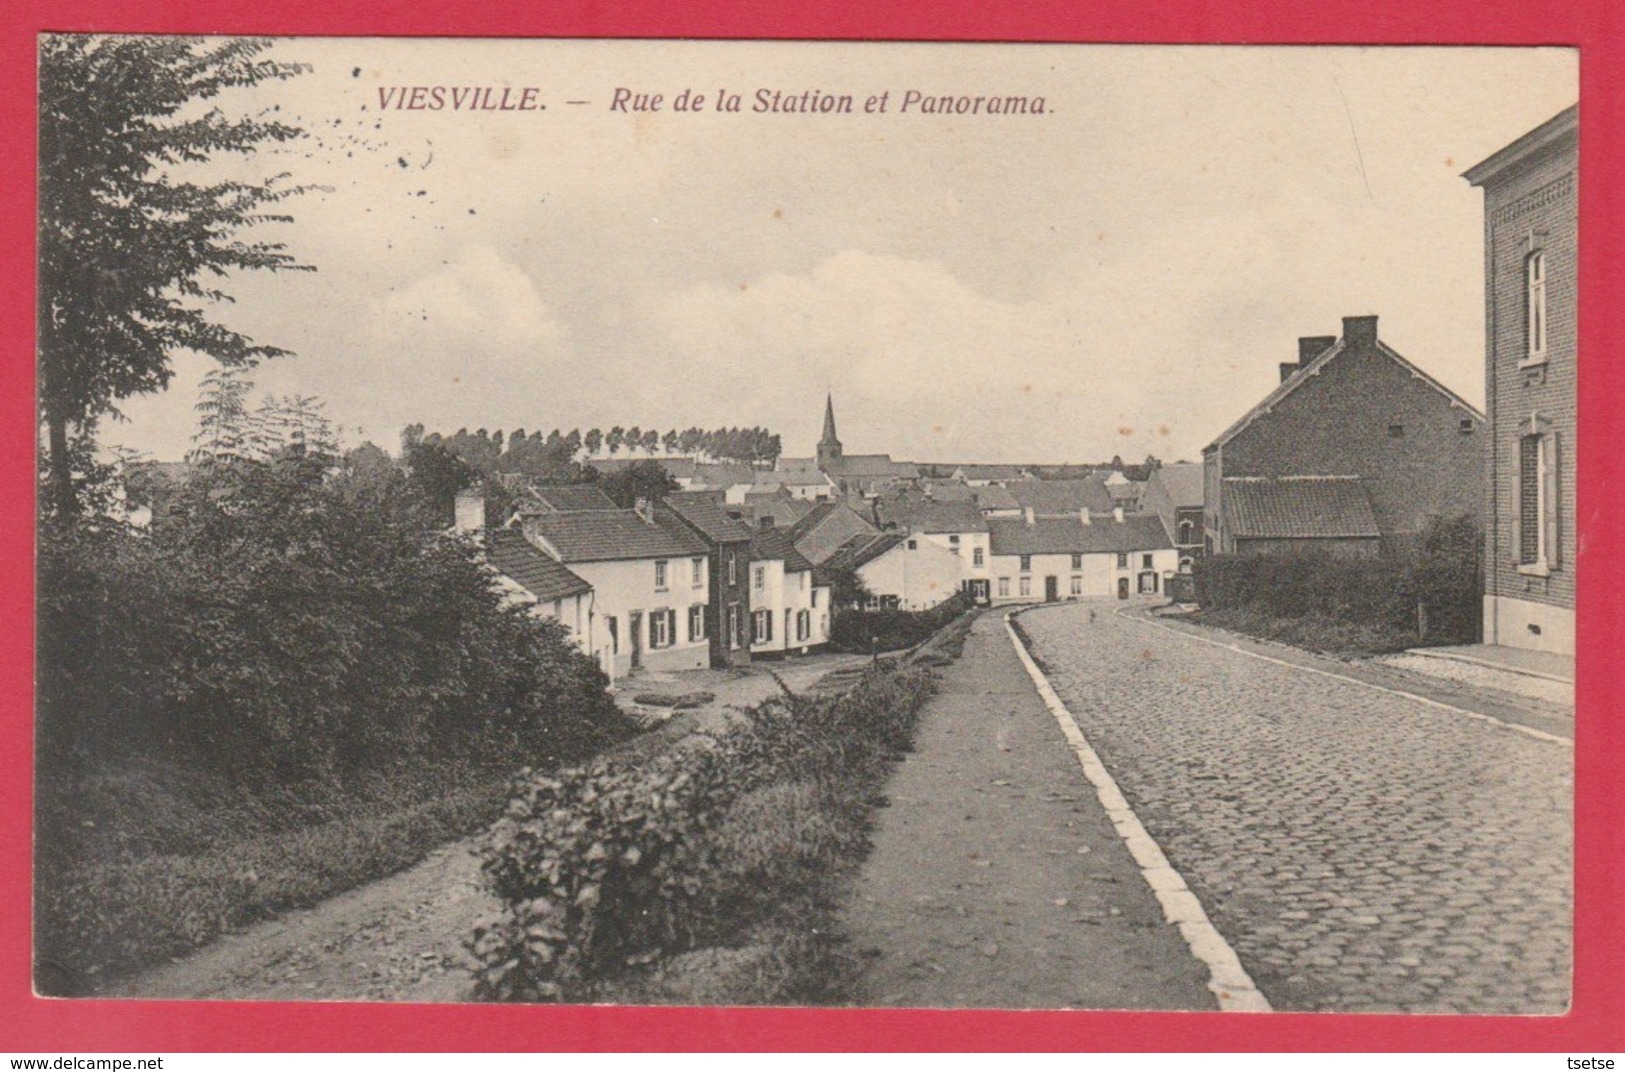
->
xmin=1515 ymin=418 xmax=1561 ymax=573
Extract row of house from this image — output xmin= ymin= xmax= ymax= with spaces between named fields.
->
xmin=458 ymin=486 xmax=831 ymax=684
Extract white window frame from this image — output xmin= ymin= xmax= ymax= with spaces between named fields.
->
xmin=1019 ymin=576 xmax=1032 ymax=597
xmin=1524 ymin=249 xmax=1548 ymax=366
xmin=654 ymin=559 xmax=668 ymax=591
xmin=1070 ymin=575 xmax=1083 ymax=596
xmin=691 ymin=557 xmax=704 ymax=588
xmin=650 ymin=609 xmax=672 ymax=649
xmin=998 ymin=577 xmax=1010 ymax=598
xmin=753 ymin=564 xmax=766 ymax=591
xmin=688 ymin=603 xmax=707 ymax=642
xmin=973 ymin=547 xmax=984 ymax=567
xmin=1518 ymin=431 xmax=1550 ymax=574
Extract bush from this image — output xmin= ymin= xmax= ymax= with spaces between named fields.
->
xmin=471 ymin=662 xmax=939 ymax=1002
xmin=1191 ymin=514 xmax=1482 ymax=650
xmin=829 ymin=591 xmax=970 ymax=654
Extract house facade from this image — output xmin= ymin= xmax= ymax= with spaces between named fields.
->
xmin=987 ymin=511 xmax=1178 ymax=604
xmin=874 ymin=496 xmax=992 ymax=602
xmin=747 ymin=525 xmax=831 ymax=655
xmin=660 ymin=495 xmax=755 ymax=668
xmin=822 ymin=531 xmax=963 ymax=611
xmin=1465 ymin=105 xmax=1577 ymax=655
xmin=1143 ymin=462 xmax=1205 ymax=571
xmin=520 ymin=500 xmax=712 ymax=678
xmin=1203 ymin=315 xmax=1485 ymax=555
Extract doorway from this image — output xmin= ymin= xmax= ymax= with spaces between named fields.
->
xmin=628 ymin=610 xmax=643 ymax=669
xmin=1044 ymin=575 xmax=1059 ymax=602
xmin=1117 ymin=577 xmax=1130 ymax=600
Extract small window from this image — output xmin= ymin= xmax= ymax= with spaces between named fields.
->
xmin=973 ymin=547 xmax=985 ymax=567
xmin=691 ymin=557 xmax=704 ymax=587
xmin=753 ymin=564 xmax=765 ymax=590
xmin=1460 ymin=418 xmax=1475 ymax=434
xmin=907 ymin=538 xmax=918 ymax=550
xmin=1071 ymin=554 xmax=1082 ymax=569
xmin=1116 ymin=553 xmax=1128 ymax=569
xmin=811 ymin=588 xmax=819 ymax=607
xmin=1142 ymin=553 xmax=1154 ymax=569
xmin=1388 ymin=424 xmax=1404 ymax=438
xmin=1070 ymin=575 xmax=1082 ymax=596
xmin=1019 ymin=555 xmax=1032 ymax=572
xmin=688 ymin=604 xmax=706 ymax=642
xmin=650 ymin=609 xmax=672 ymax=649
xmin=654 ymin=559 xmax=668 ymax=589
xmin=1019 ymin=576 xmax=1032 ymax=597
xmin=998 ymin=577 xmax=1010 ymax=597
xmin=949 ymin=534 xmax=960 ymax=544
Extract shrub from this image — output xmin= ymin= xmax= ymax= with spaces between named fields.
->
xmin=471 ymin=663 xmax=938 ymax=1002
xmin=829 ymin=591 xmax=970 ymax=653
xmin=1191 ymin=514 xmax=1481 ymax=649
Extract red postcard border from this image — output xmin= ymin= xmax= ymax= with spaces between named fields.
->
xmin=3 ymin=0 xmax=1621 ymax=1053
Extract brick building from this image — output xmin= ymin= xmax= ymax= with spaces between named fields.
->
xmin=660 ymin=493 xmax=755 ymax=668
xmin=1464 ymin=105 xmax=1577 ymax=655
xmin=1202 ymin=315 xmax=1484 ymax=556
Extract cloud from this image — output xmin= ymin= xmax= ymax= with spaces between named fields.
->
xmin=373 ymin=244 xmax=566 ymax=351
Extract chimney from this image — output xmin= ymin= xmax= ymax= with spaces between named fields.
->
xmin=759 ymin=515 xmax=776 ymax=529
xmin=1023 ymin=506 xmax=1035 ymax=526
xmin=1113 ymin=506 xmax=1125 ymax=523
xmin=1079 ymin=507 xmax=1091 ymax=526
xmin=454 ymin=485 xmax=486 ymax=535
xmin=1341 ymin=315 xmax=1378 ymax=350
xmin=633 ymin=497 xmax=654 ymax=524
xmin=1284 ymin=336 xmax=1337 ymax=382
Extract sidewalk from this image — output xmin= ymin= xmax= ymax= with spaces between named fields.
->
xmin=837 ymin=612 xmax=1215 ymax=1010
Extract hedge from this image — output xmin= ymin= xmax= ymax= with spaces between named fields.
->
xmin=829 ymin=591 xmax=971 ymax=654
xmin=470 ymin=660 xmax=939 ymax=1002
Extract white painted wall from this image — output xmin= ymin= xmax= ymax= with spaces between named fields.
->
xmin=989 ymin=547 xmax=1181 ymax=605
xmin=859 ymin=538 xmax=964 ymax=611
xmin=567 ymin=555 xmax=710 ymax=677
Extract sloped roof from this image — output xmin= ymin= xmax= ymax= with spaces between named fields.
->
xmin=987 ymin=514 xmax=1173 ymax=557
xmin=1221 ymin=476 xmax=1380 ymax=539
xmin=820 ymin=532 xmax=908 ymax=575
xmin=954 ymin=464 xmax=1026 ymax=480
xmin=874 ymin=498 xmax=989 ymax=534
xmin=523 ymin=508 xmax=707 ymax=563
xmin=825 ymin=454 xmax=920 ymax=478
xmin=486 ymin=529 xmax=593 ymax=602
xmin=525 ymin=484 xmax=618 ymax=512
xmin=750 ymin=526 xmax=816 ymax=573
xmin=1008 ymin=476 xmax=1115 ymax=515
xmin=743 ymin=496 xmax=815 ymax=529
xmin=972 ymin=484 xmax=1021 ymax=511
xmin=661 ymin=497 xmax=754 ymax=545
xmin=1205 ymin=338 xmax=1483 ymax=454
xmin=1108 ymin=482 xmax=1143 ymax=502
xmin=787 ymin=501 xmax=881 ymax=565
xmin=1149 ymin=463 xmax=1204 ymax=508
xmin=754 ymin=468 xmax=834 ymax=488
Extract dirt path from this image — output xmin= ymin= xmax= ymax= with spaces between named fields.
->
xmin=838 ymin=611 xmax=1215 ymax=1010
xmin=114 ymin=652 xmax=872 ymax=1002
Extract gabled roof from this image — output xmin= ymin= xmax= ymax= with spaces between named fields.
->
xmin=522 ymin=508 xmax=707 ymax=563
xmin=743 ymin=496 xmax=816 ymax=529
xmin=787 ymin=501 xmax=881 ymax=565
xmin=754 ymin=468 xmax=835 ymax=488
xmin=1221 ymin=476 xmax=1380 ymax=539
xmin=1148 ymin=463 xmax=1204 ymax=508
xmin=1463 ymin=104 xmax=1578 ymax=187
xmin=1107 ymin=482 xmax=1143 ymax=502
xmin=1204 ymin=337 xmax=1483 ymax=455
xmin=987 ymin=514 xmax=1173 ymax=557
xmin=486 ymin=529 xmax=593 ymax=602
xmin=660 ymin=497 xmax=754 ymax=545
xmin=825 ymin=454 xmax=920 ymax=478
xmin=1008 ymin=476 xmax=1115 ymax=515
xmin=874 ymin=498 xmax=990 ymax=534
xmin=820 ymin=532 xmax=908 ymax=575
xmin=750 ymin=526 xmax=816 ymax=573
xmin=524 ymin=484 xmax=618 ymax=513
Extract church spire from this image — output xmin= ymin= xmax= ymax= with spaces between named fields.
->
xmin=817 ymin=392 xmax=843 ymax=469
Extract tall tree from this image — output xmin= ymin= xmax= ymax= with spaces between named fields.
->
xmin=38 ymin=36 xmax=313 ymax=520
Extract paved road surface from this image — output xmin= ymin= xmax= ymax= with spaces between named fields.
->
xmin=1020 ymin=602 xmax=1572 ymax=1014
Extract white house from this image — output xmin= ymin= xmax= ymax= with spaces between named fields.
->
xmin=822 ymin=531 xmax=964 ymax=611
xmin=520 ymin=499 xmax=712 ymax=679
xmin=874 ymin=497 xmax=992 ymax=603
xmin=747 ymin=524 xmax=831 ymax=655
xmin=987 ymin=508 xmax=1178 ymax=605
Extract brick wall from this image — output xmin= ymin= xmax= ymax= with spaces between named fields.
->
xmin=1481 ymin=148 xmax=1577 ymax=616
xmin=1218 ymin=341 xmax=1485 ymax=539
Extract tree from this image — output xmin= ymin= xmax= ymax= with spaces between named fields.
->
xmin=583 ymin=428 xmax=602 ymax=456
xmin=598 ymin=460 xmax=679 ymax=508
xmin=38 ymin=36 xmax=313 ymax=521
xmin=606 ymin=427 xmax=624 ymax=456
xmin=187 ymin=366 xmax=255 ymax=467
xmin=404 ymin=440 xmax=476 ymax=526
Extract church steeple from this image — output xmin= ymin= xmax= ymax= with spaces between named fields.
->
xmin=817 ymin=392 xmax=843 ymax=469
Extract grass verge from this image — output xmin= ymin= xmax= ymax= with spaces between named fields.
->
xmin=1188 ymin=605 xmax=1418 ymax=658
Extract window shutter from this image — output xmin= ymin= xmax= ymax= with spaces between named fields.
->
xmin=1510 ymin=438 xmax=1524 ymax=564
xmin=668 ymin=608 xmax=679 ymax=643
xmin=1545 ymin=433 xmax=1561 ymax=569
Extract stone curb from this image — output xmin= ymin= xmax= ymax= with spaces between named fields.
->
xmin=1003 ymin=612 xmax=1273 ymax=1014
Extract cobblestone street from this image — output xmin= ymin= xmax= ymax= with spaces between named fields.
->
xmin=1019 ymin=602 xmax=1572 ymax=1014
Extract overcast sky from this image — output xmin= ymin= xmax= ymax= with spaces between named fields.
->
xmin=99 ymin=39 xmax=1576 ymax=465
